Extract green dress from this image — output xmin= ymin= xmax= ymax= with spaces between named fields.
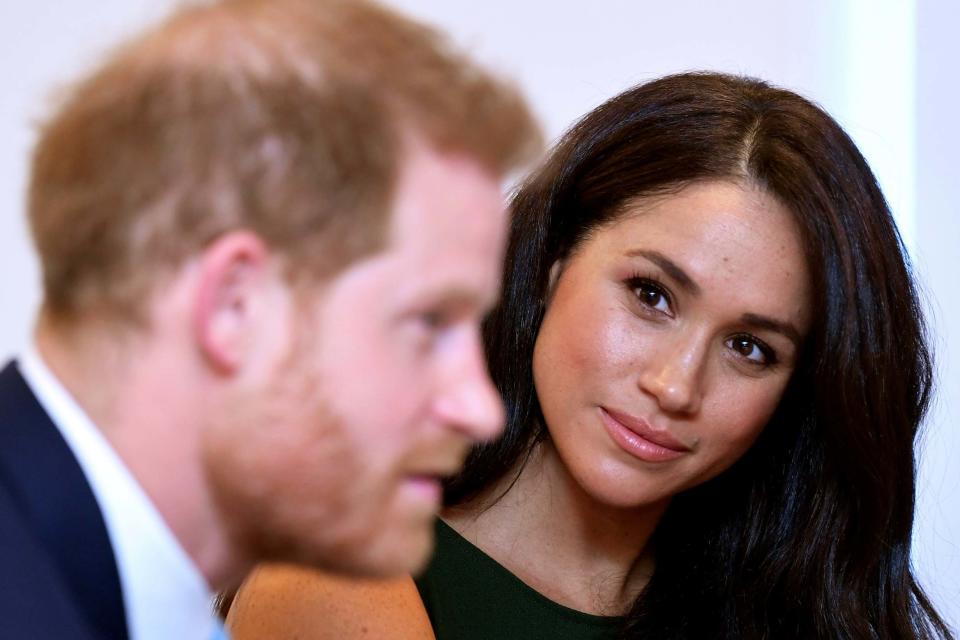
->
xmin=414 ymin=519 xmax=623 ymax=639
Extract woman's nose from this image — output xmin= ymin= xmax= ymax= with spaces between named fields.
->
xmin=637 ymin=334 xmax=707 ymax=415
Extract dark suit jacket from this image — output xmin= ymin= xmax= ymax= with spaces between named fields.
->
xmin=0 ymin=361 xmax=128 ymax=639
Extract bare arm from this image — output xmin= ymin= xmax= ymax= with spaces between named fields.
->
xmin=226 ymin=564 xmax=436 ymax=640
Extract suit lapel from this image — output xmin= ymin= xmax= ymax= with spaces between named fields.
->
xmin=0 ymin=360 xmax=129 ymax=640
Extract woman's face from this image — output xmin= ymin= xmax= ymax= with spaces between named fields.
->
xmin=532 ymin=180 xmax=812 ymax=509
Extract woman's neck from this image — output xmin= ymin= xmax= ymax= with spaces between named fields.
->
xmin=443 ymin=440 xmax=669 ymax=616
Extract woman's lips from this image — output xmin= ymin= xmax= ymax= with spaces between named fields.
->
xmin=600 ymin=407 xmax=690 ymax=463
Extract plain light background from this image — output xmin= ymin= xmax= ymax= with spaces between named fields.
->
xmin=1 ymin=0 xmax=956 ymax=631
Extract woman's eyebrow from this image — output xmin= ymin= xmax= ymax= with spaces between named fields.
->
xmin=741 ymin=313 xmax=802 ymax=348
xmin=627 ymin=249 xmax=702 ymax=296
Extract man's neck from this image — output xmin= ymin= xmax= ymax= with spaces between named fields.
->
xmin=33 ymin=315 xmax=243 ymax=590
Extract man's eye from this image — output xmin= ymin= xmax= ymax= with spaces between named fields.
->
xmin=420 ymin=311 xmax=445 ymax=330
xmin=725 ymin=335 xmax=774 ymax=365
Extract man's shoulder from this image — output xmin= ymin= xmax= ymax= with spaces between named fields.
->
xmin=0 ymin=359 xmax=37 ymax=419
xmin=0 ymin=359 xmax=129 ymax=639
xmin=0 ymin=484 xmax=101 ymax=639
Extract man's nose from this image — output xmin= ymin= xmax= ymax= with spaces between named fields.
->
xmin=433 ymin=332 xmax=505 ymax=442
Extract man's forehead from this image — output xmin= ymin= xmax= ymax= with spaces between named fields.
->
xmin=387 ymin=141 xmax=506 ymax=233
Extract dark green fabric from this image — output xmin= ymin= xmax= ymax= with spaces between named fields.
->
xmin=415 ymin=519 xmax=622 ymax=640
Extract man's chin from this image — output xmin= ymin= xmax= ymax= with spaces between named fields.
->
xmin=332 ymin=525 xmax=436 ymax=578
xmin=237 ymin=488 xmax=441 ymax=577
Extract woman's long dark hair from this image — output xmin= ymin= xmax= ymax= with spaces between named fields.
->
xmin=445 ymin=72 xmax=951 ymax=639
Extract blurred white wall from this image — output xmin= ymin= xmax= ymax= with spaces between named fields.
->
xmin=914 ymin=0 xmax=960 ymax=632
xmin=1 ymin=0 xmax=956 ymax=630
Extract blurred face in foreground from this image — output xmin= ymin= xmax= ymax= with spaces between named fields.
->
xmin=206 ymin=141 xmax=508 ymax=576
xmin=533 ymin=181 xmax=812 ymax=513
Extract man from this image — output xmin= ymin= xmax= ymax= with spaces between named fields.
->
xmin=0 ymin=0 xmax=541 ymax=638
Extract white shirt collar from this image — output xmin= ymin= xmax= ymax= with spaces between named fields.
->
xmin=19 ymin=344 xmax=219 ymax=640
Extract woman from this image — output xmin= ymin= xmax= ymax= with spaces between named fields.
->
xmin=226 ymin=72 xmax=952 ymax=639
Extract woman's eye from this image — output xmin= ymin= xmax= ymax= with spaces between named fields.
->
xmin=633 ymin=281 xmax=671 ymax=314
xmin=726 ymin=335 xmax=773 ymax=365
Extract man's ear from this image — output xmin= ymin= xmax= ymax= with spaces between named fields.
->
xmin=192 ymin=231 xmax=273 ymax=375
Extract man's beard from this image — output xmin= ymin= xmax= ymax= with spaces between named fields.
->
xmin=198 ymin=326 xmax=367 ymax=572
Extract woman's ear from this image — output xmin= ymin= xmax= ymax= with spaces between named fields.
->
xmin=191 ymin=231 xmax=272 ymax=375
xmin=544 ymin=259 xmax=565 ymax=305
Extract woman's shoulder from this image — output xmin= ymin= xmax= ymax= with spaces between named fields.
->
xmin=419 ymin=518 xmax=622 ymax=639
xmin=226 ymin=563 xmax=435 ymax=640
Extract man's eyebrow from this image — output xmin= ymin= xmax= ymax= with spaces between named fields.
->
xmin=626 ymin=249 xmax=702 ymax=296
xmin=406 ymin=285 xmax=494 ymax=312
xmin=741 ymin=313 xmax=803 ymax=348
